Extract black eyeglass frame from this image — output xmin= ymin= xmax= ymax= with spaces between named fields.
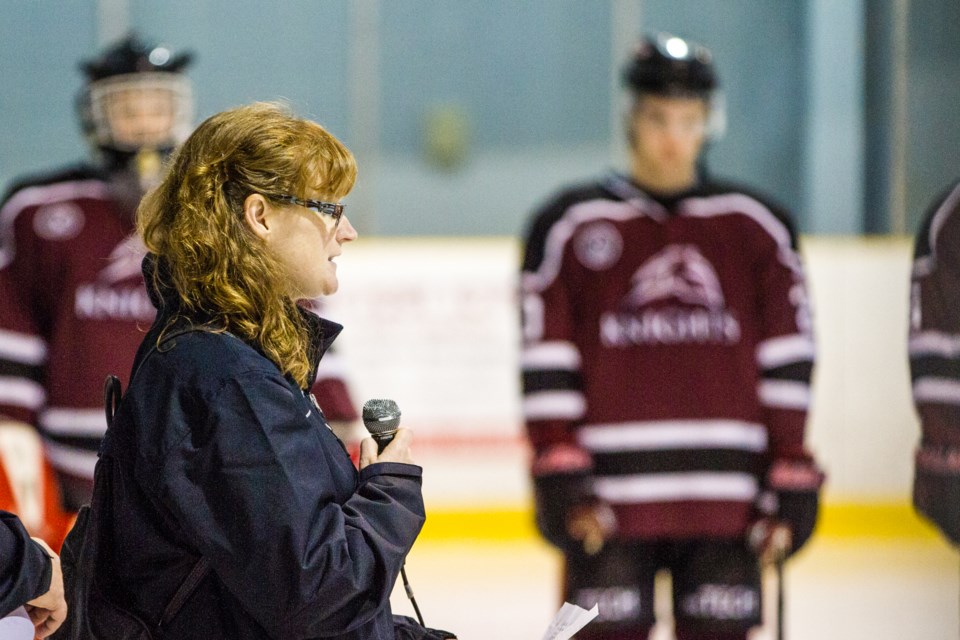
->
xmin=274 ymin=194 xmax=345 ymax=228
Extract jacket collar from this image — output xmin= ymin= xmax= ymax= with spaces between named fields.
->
xmin=142 ymin=253 xmax=342 ymax=389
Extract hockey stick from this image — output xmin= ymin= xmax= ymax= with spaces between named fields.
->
xmin=775 ymin=556 xmax=785 ymax=640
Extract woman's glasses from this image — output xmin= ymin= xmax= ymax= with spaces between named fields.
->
xmin=275 ymin=194 xmax=345 ymax=229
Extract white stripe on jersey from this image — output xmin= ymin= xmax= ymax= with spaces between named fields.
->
xmin=909 ymin=330 xmax=960 ymax=359
xmin=680 ymin=194 xmax=803 ymax=273
xmin=0 ymin=179 xmax=110 ymax=227
xmin=914 ymin=182 xmax=960 ymax=278
xmin=523 ymin=390 xmax=587 ymax=421
xmin=43 ymin=440 xmax=98 ymax=480
xmin=913 ymin=378 xmax=960 ymax=405
xmin=524 ymin=188 xmax=803 ymax=295
xmin=578 ymin=420 xmax=768 ymax=452
xmin=0 ymin=376 xmax=45 ymax=410
xmin=40 ymin=408 xmax=106 ymax=437
xmin=0 ymin=329 xmax=47 ymax=365
xmin=521 ymin=340 xmax=582 ymax=371
xmin=758 ymin=380 xmax=810 ymax=410
xmin=593 ymin=472 xmax=758 ymax=503
xmin=756 ymin=333 xmax=815 ymax=369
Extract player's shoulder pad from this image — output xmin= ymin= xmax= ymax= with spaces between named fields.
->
xmin=522 ymin=178 xmax=613 ymax=272
xmin=0 ymin=163 xmax=106 ymax=210
xmin=696 ymin=178 xmax=800 ymax=250
xmin=914 ymin=178 xmax=960 ymax=260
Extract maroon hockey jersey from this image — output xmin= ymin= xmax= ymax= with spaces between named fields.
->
xmin=910 ymin=179 xmax=960 ymax=544
xmin=0 ymin=166 xmax=358 ymax=511
xmin=521 ymin=174 xmax=816 ymax=540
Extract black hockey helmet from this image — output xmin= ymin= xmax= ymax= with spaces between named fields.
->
xmin=76 ymin=34 xmax=194 ymax=172
xmin=80 ymin=33 xmax=192 ymax=81
xmin=621 ymin=33 xmax=717 ymax=98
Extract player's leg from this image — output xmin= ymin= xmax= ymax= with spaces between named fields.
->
xmin=564 ymin=541 xmax=657 ymax=640
xmin=670 ymin=540 xmax=762 ymax=640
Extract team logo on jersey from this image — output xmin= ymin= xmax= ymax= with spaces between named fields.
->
xmin=32 ymin=202 xmax=85 ymax=240
xmin=600 ymin=244 xmax=741 ymax=346
xmin=74 ymin=235 xmax=154 ymax=321
xmin=574 ymin=221 xmax=623 ymax=271
xmin=626 ymin=244 xmax=725 ymax=309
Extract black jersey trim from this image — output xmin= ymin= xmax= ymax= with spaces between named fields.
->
xmin=523 ymin=370 xmax=582 ymax=394
xmin=911 ymin=355 xmax=960 ymax=383
xmin=592 ymin=448 xmax=764 ymax=477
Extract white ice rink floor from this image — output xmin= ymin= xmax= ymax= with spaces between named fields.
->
xmin=391 ymin=536 xmax=959 ymax=640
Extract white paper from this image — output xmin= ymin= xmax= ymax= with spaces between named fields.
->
xmin=541 ymin=601 xmax=599 ymax=640
xmin=0 ymin=606 xmax=35 ymax=640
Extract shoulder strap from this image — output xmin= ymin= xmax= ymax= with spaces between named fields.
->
xmin=100 ymin=325 xmax=215 ymax=630
xmin=158 ymin=557 xmax=212 ymax=628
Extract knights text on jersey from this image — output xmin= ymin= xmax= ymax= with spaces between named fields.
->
xmin=521 ymin=174 xmax=815 ymax=540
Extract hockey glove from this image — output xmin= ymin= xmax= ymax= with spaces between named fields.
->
xmin=531 ymin=443 xmax=594 ymax=552
xmin=750 ymin=458 xmax=825 ymax=560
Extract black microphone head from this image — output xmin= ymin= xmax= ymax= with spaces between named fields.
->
xmin=362 ymin=398 xmax=401 ymax=436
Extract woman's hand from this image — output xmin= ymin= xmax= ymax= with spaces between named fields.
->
xmin=359 ymin=427 xmax=416 ymax=469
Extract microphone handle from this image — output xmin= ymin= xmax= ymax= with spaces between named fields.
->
xmin=374 ymin=432 xmax=395 ymax=454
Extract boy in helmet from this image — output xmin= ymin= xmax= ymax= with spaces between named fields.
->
xmin=520 ymin=33 xmax=823 ymax=639
xmin=0 ymin=35 xmax=360 ymax=542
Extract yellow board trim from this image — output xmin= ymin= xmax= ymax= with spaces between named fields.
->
xmin=418 ymin=502 xmax=943 ymax=542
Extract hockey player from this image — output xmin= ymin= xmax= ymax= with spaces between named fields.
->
xmin=0 ymin=35 xmax=360 ymax=541
xmin=520 ymin=33 xmax=824 ymax=639
xmin=910 ymin=179 xmax=960 ymax=546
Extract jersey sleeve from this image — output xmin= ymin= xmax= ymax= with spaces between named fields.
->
xmin=751 ymin=211 xmax=816 ymax=462
xmin=749 ymin=205 xmax=823 ymax=554
xmin=520 ymin=196 xmax=594 ymax=550
xmin=0 ymin=192 xmax=48 ymax=428
xmin=520 ymin=198 xmax=589 ymax=463
xmin=910 ymin=181 xmax=960 ymax=545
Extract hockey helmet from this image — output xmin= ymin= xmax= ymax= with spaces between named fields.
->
xmin=77 ymin=34 xmax=194 ymax=158
xmin=622 ymin=33 xmax=717 ymax=98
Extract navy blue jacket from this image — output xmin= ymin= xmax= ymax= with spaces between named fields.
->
xmin=0 ymin=510 xmax=51 ymax=617
xmin=97 ymin=256 xmax=425 ymax=639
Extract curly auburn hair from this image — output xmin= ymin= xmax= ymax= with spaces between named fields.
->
xmin=137 ymin=102 xmax=356 ymax=386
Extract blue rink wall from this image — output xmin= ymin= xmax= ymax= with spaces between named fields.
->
xmin=3 ymin=2 xmax=960 ymax=237
xmin=319 ymin=236 xmax=936 ymax=544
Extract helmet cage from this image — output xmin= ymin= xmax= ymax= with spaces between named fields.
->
xmin=84 ymin=72 xmax=193 ymax=153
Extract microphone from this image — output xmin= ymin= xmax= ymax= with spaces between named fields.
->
xmin=359 ymin=398 xmax=426 ymax=627
xmin=362 ymin=398 xmax=401 ymax=453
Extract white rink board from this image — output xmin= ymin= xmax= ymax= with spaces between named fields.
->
xmin=323 ymin=236 xmax=921 ymax=502
xmin=322 ymin=238 xmax=523 ymax=439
